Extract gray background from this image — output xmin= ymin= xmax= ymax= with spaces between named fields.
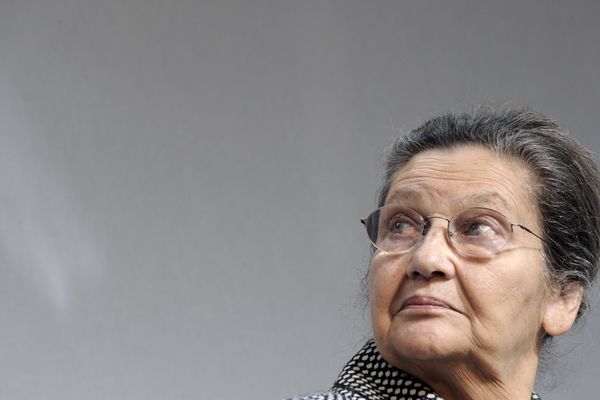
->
xmin=0 ymin=1 xmax=598 ymax=399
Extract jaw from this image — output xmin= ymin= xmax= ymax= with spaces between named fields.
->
xmin=374 ymin=319 xmax=542 ymax=400
xmin=384 ymin=350 xmax=539 ymax=400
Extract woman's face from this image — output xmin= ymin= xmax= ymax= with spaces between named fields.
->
xmin=370 ymin=146 xmax=577 ymax=373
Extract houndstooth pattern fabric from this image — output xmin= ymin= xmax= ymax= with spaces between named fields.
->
xmin=287 ymin=340 xmax=542 ymax=400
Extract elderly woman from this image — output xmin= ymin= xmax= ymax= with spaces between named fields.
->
xmin=288 ymin=107 xmax=600 ymax=400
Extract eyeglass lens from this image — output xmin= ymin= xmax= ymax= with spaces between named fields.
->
xmin=364 ymin=205 xmax=513 ymax=258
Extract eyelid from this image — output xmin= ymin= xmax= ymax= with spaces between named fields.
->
xmin=454 ymin=211 xmax=507 ymax=233
xmin=387 ymin=213 xmax=420 ymax=228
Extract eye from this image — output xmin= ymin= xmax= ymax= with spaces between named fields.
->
xmin=391 ymin=219 xmax=409 ymax=234
xmin=449 ymin=208 xmax=514 ymax=257
xmin=465 ymin=220 xmax=493 ymax=236
xmin=459 ymin=216 xmax=500 ymax=238
xmin=388 ymin=214 xmax=420 ymax=236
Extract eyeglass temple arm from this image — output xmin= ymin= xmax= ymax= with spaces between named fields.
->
xmin=512 ymin=223 xmax=547 ymax=244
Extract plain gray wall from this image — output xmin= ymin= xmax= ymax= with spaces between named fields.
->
xmin=0 ymin=1 xmax=598 ymax=399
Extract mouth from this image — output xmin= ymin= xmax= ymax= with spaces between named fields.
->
xmin=400 ymin=295 xmax=455 ymax=312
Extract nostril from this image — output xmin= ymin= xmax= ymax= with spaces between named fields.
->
xmin=409 ymin=270 xmax=445 ymax=279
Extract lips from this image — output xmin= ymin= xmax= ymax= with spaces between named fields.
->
xmin=400 ymin=295 xmax=454 ymax=311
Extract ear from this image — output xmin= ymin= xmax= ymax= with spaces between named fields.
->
xmin=542 ymin=284 xmax=584 ymax=337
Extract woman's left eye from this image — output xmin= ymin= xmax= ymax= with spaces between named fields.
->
xmin=465 ymin=222 xmax=491 ymax=236
xmin=459 ymin=215 xmax=501 ymax=238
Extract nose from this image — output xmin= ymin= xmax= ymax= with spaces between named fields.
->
xmin=406 ymin=218 xmax=457 ymax=280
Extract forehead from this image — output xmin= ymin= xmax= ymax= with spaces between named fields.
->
xmin=385 ymin=146 xmax=538 ymax=218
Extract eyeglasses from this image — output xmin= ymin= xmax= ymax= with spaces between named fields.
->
xmin=360 ymin=205 xmax=545 ymax=259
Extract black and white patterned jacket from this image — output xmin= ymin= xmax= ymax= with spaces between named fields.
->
xmin=286 ymin=340 xmax=542 ymax=400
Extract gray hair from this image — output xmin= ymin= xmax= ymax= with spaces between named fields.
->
xmin=377 ymin=106 xmax=600 ymax=325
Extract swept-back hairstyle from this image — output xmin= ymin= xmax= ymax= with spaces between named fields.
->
xmin=378 ymin=107 xmax=600 ymax=324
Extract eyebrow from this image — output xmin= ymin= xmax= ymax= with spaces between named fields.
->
xmin=385 ymin=189 xmax=426 ymax=204
xmin=464 ymin=192 xmax=511 ymax=210
xmin=386 ymin=189 xmax=511 ymax=211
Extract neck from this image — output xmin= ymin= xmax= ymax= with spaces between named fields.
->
xmin=400 ymin=351 xmax=539 ymax=400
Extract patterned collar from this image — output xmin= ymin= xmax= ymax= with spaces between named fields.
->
xmin=329 ymin=340 xmax=542 ymax=400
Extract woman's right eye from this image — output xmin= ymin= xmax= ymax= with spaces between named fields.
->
xmin=389 ymin=216 xmax=416 ymax=235
xmin=391 ymin=220 xmax=407 ymax=234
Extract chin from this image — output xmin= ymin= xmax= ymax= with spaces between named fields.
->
xmin=380 ymin=321 xmax=466 ymax=365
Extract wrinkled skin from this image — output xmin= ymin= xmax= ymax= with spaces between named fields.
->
xmin=370 ymin=146 xmax=582 ymax=400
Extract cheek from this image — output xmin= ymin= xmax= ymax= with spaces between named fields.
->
xmin=369 ymin=254 xmax=406 ymax=315
xmin=461 ymin=261 xmax=546 ymax=325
